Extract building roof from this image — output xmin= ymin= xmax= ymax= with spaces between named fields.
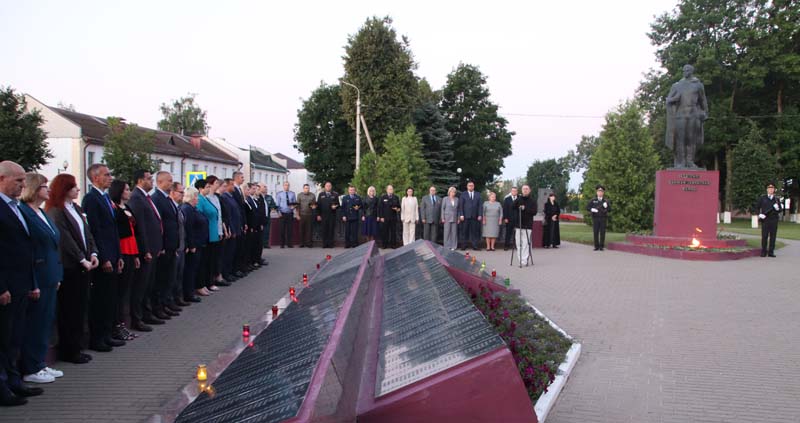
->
xmin=250 ymin=148 xmax=288 ymax=173
xmin=273 ymin=152 xmax=306 ymax=170
xmin=51 ymin=108 xmax=240 ymax=165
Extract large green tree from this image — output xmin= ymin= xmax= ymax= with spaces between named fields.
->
xmin=373 ymin=126 xmax=431 ymax=196
xmin=440 ymin=63 xmax=514 ymax=191
xmin=341 ymin=16 xmax=419 ymax=150
xmin=582 ymin=102 xmax=660 ymax=233
xmin=351 ymin=151 xmax=379 ymax=196
xmin=294 ymin=83 xmax=355 ymax=191
xmin=526 ymin=159 xmax=570 ymax=206
xmin=731 ymin=123 xmax=778 ymax=212
xmin=0 ymin=87 xmax=51 ymax=171
xmin=103 ymin=117 xmax=158 ymax=185
xmin=158 ymin=93 xmax=209 ymax=135
xmin=413 ymin=100 xmax=456 ymax=192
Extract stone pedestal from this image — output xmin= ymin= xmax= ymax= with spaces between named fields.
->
xmin=654 ymin=170 xmax=719 ymax=239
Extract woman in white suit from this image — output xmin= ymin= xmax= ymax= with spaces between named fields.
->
xmin=440 ymin=187 xmax=460 ymax=250
xmin=400 ymin=187 xmax=419 ymax=245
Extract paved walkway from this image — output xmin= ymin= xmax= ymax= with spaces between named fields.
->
xmin=5 ymin=238 xmax=799 ymax=423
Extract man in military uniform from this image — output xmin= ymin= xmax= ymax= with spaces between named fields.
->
xmin=377 ymin=185 xmax=401 ymax=249
xmin=340 ymin=185 xmax=363 ymax=248
xmin=316 ymin=182 xmax=339 ymax=248
xmin=587 ymin=185 xmax=611 ymax=251
xmin=755 ymin=182 xmax=783 ymax=257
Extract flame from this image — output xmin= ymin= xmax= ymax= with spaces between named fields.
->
xmin=690 ymin=238 xmax=701 ymax=248
xmin=695 ymin=227 xmax=703 ymax=233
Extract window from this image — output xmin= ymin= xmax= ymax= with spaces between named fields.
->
xmin=223 ymin=167 xmax=227 ymax=177
xmin=192 ymin=164 xmax=198 ymax=172
xmin=204 ymin=165 xmax=208 ymax=173
xmin=214 ymin=166 xmax=218 ymax=175
xmin=169 ymin=162 xmax=175 ymax=174
xmin=87 ymin=151 xmax=95 ymax=165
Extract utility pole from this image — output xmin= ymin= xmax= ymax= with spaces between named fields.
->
xmin=340 ymin=80 xmax=361 ymax=171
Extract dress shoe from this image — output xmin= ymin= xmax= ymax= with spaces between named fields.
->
xmin=59 ymin=353 xmax=90 ymax=364
xmin=216 ymin=280 xmax=232 ymax=287
xmin=132 ymin=322 xmax=153 ymax=332
xmin=175 ymin=299 xmax=191 ymax=307
xmin=234 ymin=271 xmax=245 ymax=278
xmin=142 ymin=316 xmax=165 ymax=325
xmin=154 ymin=310 xmax=172 ymax=320
xmin=760 ymin=252 xmax=767 ymax=257
xmin=0 ymin=392 xmax=27 ymax=406
xmin=81 ymin=353 xmax=93 ymax=361
xmin=287 ymin=245 xmax=293 ymax=248
xmin=104 ymin=337 xmax=126 ymax=347
xmin=166 ymin=304 xmax=183 ymax=313
xmin=768 ymin=253 xmax=776 ymax=257
xmin=503 ymin=247 xmax=509 ymax=251
xmin=185 ymin=296 xmax=202 ymax=303
xmin=162 ymin=308 xmax=179 ymax=317
xmin=594 ymin=248 xmax=599 ymax=251
xmin=11 ymin=385 xmax=44 ymax=397
xmin=89 ymin=342 xmax=112 ymax=352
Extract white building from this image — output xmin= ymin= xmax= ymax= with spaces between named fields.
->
xmin=204 ymin=138 xmax=291 ymax=194
xmin=24 ymin=95 xmax=241 ymax=192
xmin=273 ymin=152 xmax=318 ymax=194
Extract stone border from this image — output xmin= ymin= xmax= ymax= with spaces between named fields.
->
xmin=525 ymin=301 xmax=582 ymax=423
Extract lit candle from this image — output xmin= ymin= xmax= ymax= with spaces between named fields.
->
xmin=480 ymin=260 xmax=486 ymax=270
xmin=271 ymin=305 xmax=278 ymax=318
xmin=290 ymin=286 xmax=298 ymax=302
xmin=326 ymin=254 xmax=332 ymax=261
xmin=196 ymin=364 xmax=208 ymax=381
xmin=471 ymin=256 xmax=477 ymax=265
xmin=302 ymin=273 xmax=308 ymax=287
xmin=242 ymin=324 xmax=250 ymax=338
xmin=465 ymin=252 xmax=470 ymax=259
xmin=491 ymin=269 xmax=497 ymax=278
xmin=503 ymin=278 xmax=510 ymax=288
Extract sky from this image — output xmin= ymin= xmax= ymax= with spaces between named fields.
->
xmin=1 ymin=0 xmax=679 ymax=188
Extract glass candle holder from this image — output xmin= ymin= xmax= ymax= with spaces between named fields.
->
xmin=196 ymin=364 xmax=208 ymax=381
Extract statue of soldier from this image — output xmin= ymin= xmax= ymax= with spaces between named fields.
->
xmin=665 ymin=64 xmax=708 ymax=169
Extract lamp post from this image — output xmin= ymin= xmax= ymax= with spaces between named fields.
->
xmin=340 ymin=80 xmax=361 ymax=172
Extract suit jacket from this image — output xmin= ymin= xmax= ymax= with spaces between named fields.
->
xmin=196 ymin=195 xmax=220 ymax=243
xmin=82 ymin=187 xmax=121 ymax=269
xmin=152 ymin=189 xmax=179 ymax=251
xmin=401 ymin=196 xmax=419 ymax=223
xmin=377 ymin=194 xmax=401 ymax=221
xmin=128 ymin=187 xmax=164 ymax=255
xmin=441 ymin=196 xmax=460 ymax=223
xmin=180 ymin=203 xmax=208 ymax=249
xmin=512 ymin=196 xmax=537 ymax=229
xmin=20 ymin=204 xmax=62 ymax=290
xmin=459 ymin=191 xmax=483 ymax=219
xmin=221 ymin=193 xmax=243 ymax=235
xmin=420 ymin=194 xmax=441 ymax=223
xmin=47 ymin=203 xmax=98 ymax=271
xmin=503 ymin=195 xmax=520 ymax=225
xmin=754 ymin=195 xmax=783 ymax=221
xmin=232 ymin=185 xmax=249 ymax=228
xmin=0 ymin=198 xmax=35 ymax=295
xmin=245 ymin=196 xmax=260 ymax=230
xmin=176 ymin=201 xmax=186 ymax=251
xmin=341 ymin=194 xmax=363 ymax=221
xmin=255 ymin=195 xmax=268 ymax=227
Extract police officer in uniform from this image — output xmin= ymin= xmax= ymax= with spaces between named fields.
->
xmin=587 ymin=185 xmax=611 ymax=251
xmin=755 ymin=182 xmax=782 ymax=257
xmin=316 ymin=182 xmax=339 ymax=248
xmin=377 ymin=185 xmax=401 ymax=249
xmin=340 ymin=185 xmax=363 ymax=248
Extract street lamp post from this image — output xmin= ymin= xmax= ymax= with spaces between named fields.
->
xmin=340 ymin=80 xmax=361 ymax=172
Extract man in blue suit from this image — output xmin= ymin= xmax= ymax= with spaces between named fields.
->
xmin=458 ymin=181 xmax=483 ymax=250
xmin=82 ymin=164 xmax=124 ymax=352
xmin=152 ymin=171 xmax=182 ymax=319
xmin=220 ymin=179 xmax=243 ymax=282
xmin=0 ymin=161 xmax=41 ymax=406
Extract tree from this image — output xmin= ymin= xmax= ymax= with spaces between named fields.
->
xmin=581 ymin=102 xmax=660 ymax=233
xmin=158 ymin=93 xmax=209 ymax=135
xmin=526 ymin=159 xmax=570 ymax=206
xmin=374 ymin=126 xmax=431 ymax=196
xmin=562 ymin=135 xmax=601 ymax=191
xmin=413 ymin=100 xmax=456 ymax=192
xmin=341 ymin=16 xmax=419 ymax=150
xmin=103 ymin=117 xmax=158 ymax=185
xmin=731 ymin=123 xmax=778 ymax=213
xmin=351 ymin=151 xmax=379 ymax=196
xmin=0 ymin=87 xmax=51 ymax=171
xmin=441 ymin=63 xmax=514 ymax=191
xmin=294 ymin=83 xmax=355 ymax=191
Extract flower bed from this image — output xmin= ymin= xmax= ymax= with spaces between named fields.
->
xmin=467 ymin=284 xmax=573 ymax=403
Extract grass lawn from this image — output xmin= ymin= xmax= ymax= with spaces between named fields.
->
xmin=561 ymin=222 xmax=786 ymax=250
xmin=718 ymin=218 xmax=800 ymax=241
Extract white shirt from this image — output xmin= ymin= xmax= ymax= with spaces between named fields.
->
xmin=65 ymin=202 xmax=87 ymax=249
xmin=137 ymin=186 xmax=162 ymax=220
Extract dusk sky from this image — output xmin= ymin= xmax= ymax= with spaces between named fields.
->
xmin=2 ymin=0 xmax=679 ymax=188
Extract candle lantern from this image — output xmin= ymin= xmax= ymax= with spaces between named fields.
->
xmin=316 ymin=263 xmax=321 ymax=269
xmin=491 ymin=269 xmax=497 ymax=278
xmin=503 ymin=277 xmax=511 ymax=288
xmin=465 ymin=252 xmax=470 ymax=259
xmin=271 ymin=305 xmax=278 ymax=319
xmin=326 ymin=254 xmax=332 ymax=261
xmin=196 ymin=364 xmax=208 ymax=381
xmin=242 ymin=324 xmax=250 ymax=338
xmin=480 ymin=260 xmax=486 ymax=270
xmin=302 ymin=273 xmax=309 ymax=287
xmin=289 ymin=286 xmax=298 ymax=302
xmin=471 ymin=256 xmax=477 ymax=265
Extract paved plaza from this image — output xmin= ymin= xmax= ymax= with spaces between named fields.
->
xmin=4 ymin=236 xmax=799 ymax=423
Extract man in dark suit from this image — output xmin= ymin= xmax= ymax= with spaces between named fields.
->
xmin=127 ymin=170 xmax=165 ymax=332
xmin=377 ymin=185 xmax=400 ymax=249
xmin=82 ymin=164 xmax=124 ymax=352
xmin=755 ymin=182 xmax=783 ymax=257
xmin=220 ymin=179 xmax=243 ymax=282
xmin=587 ymin=185 xmax=611 ymax=251
xmin=169 ymin=182 xmax=190 ymax=305
xmin=340 ymin=185 xmax=362 ymax=248
xmin=502 ymin=187 xmax=518 ymax=250
xmin=0 ymin=161 xmax=41 ymax=406
xmin=316 ymin=182 xmax=339 ymax=248
xmin=420 ymin=186 xmax=441 ymax=243
xmin=245 ymin=184 xmax=261 ymax=267
xmin=152 ymin=171 xmax=181 ymax=319
xmin=254 ymin=186 xmax=268 ymax=263
xmin=231 ymin=172 xmax=249 ymax=275
xmin=459 ymin=181 xmax=483 ymax=250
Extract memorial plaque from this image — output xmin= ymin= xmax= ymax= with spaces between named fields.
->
xmin=375 ymin=244 xmax=504 ymax=397
xmin=175 ymin=245 xmax=371 ymax=423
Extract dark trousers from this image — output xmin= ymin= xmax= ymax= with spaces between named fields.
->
xmin=21 ymin=285 xmax=56 ymax=375
xmin=0 ymin=289 xmax=27 ymax=392
xmin=203 ymin=241 xmax=221 ymax=285
xmin=280 ymin=213 xmax=293 ymax=246
xmin=173 ymin=248 xmax=185 ymax=300
xmin=117 ymin=255 xmax=137 ymax=324
xmin=131 ymin=257 xmax=155 ymax=323
xmin=249 ymin=229 xmax=262 ymax=263
xmin=423 ymin=223 xmax=439 ymax=243
xmin=262 ymin=220 xmax=271 ymax=247
xmin=197 ymin=246 xmax=211 ymax=289
xmin=322 ymin=215 xmax=336 ymax=247
xmin=299 ymin=215 xmax=313 ymax=247
xmin=58 ymin=268 xmax=90 ymax=358
xmin=223 ymin=236 xmax=237 ymax=277
xmin=593 ymin=217 xmax=607 ymax=249
xmin=89 ymin=269 xmax=118 ymax=344
xmin=504 ymin=222 xmax=515 ymax=247
xmin=183 ymin=250 xmax=199 ymax=298
xmin=345 ymin=219 xmax=359 ymax=247
xmin=154 ymin=250 xmax=176 ymax=308
xmin=461 ymin=218 xmax=481 ymax=249
xmin=761 ymin=218 xmax=778 ymax=254
xmin=235 ymin=234 xmax=247 ymax=272
xmin=381 ymin=220 xmax=398 ymax=248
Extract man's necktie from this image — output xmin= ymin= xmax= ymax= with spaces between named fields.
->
xmin=103 ymin=193 xmax=115 ymax=215
xmin=146 ymin=194 xmax=163 ymax=233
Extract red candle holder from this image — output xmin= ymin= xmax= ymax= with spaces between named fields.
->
xmin=471 ymin=256 xmax=477 ymax=265
xmin=491 ymin=269 xmax=497 ymax=278
xmin=326 ymin=254 xmax=332 ymax=261
xmin=271 ymin=305 xmax=278 ymax=319
xmin=302 ymin=273 xmax=308 ymax=287
xmin=316 ymin=263 xmax=321 ymax=269
xmin=289 ymin=286 xmax=298 ymax=303
xmin=242 ymin=324 xmax=250 ymax=338
xmin=465 ymin=252 xmax=470 ymax=259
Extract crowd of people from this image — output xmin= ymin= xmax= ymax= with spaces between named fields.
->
xmin=0 ymin=161 xmax=273 ymax=407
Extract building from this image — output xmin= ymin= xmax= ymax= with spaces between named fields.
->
xmin=272 ymin=152 xmax=317 ymax=193
xmin=249 ymin=147 xmax=289 ymax=194
xmin=24 ymin=95 xmax=241 ymax=192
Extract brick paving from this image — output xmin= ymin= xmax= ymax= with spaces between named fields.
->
xmin=5 ymin=236 xmax=799 ymax=423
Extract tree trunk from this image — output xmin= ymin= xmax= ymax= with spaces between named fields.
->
xmin=777 ymin=83 xmax=783 ymax=115
xmin=725 ymin=144 xmax=733 ymax=212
